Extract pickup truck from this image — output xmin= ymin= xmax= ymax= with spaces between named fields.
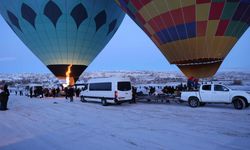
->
xmin=181 ymin=84 xmax=250 ymax=109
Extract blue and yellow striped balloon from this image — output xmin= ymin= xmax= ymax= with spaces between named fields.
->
xmin=115 ymin=0 xmax=250 ymax=78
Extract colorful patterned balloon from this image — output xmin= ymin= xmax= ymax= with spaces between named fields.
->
xmin=115 ymin=0 xmax=250 ymax=78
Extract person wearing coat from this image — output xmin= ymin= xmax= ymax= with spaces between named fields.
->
xmin=68 ymin=86 xmax=74 ymax=102
xmin=2 ymin=84 xmax=10 ymax=110
xmin=0 ymin=86 xmax=4 ymax=110
xmin=0 ymin=85 xmax=9 ymax=111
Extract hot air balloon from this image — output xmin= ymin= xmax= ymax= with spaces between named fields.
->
xmin=115 ymin=0 xmax=250 ymax=78
xmin=0 ymin=0 xmax=125 ymax=85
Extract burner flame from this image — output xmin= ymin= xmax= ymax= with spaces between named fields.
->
xmin=65 ymin=64 xmax=73 ymax=86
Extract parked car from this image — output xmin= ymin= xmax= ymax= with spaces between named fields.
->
xmin=80 ymin=77 xmax=133 ymax=106
xmin=181 ymin=83 xmax=250 ymax=109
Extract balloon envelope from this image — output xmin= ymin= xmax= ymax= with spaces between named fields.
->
xmin=115 ymin=0 xmax=250 ymax=78
xmin=0 ymin=0 xmax=125 ymax=81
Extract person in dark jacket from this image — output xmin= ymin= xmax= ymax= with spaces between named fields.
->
xmin=76 ymin=88 xmax=81 ymax=97
xmin=64 ymin=87 xmax=68 ymax=99
xmin=0 ymin=86 xmax=4 ymax=110
xmin=56 ymin=87 xmax=60 ymax=97
xmin=52 ymin=88 xmax=56 ymax=98
xmin=29 ymin=87 xmax=33 ymax=98
xmin=0 ymin=84 xmax=10 ymax=111
xmin=131 ymin=86 xmax=137 ymax=103
xmin=3 ymin=84 xmax=10 ymax=110
xmin=68 ymin=86 xmax=74 ymax=102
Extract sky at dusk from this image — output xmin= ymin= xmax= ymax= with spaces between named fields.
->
xmin=0 ymin=15 xmax=250 ymax=74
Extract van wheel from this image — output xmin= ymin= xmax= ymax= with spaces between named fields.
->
xmin=188 ymin=97 xmax=200 ymax=108
xmin=233 ymin=98 xmax=246 ymax=110
xmin=101 ymin=99 xmax=108 ymax=106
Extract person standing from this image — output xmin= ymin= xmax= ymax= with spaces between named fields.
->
xmin=194 ymin=78 xmax=199 ymax=90
xmin=30 ymin=87 xmax=33 ymax=98
xmin=56 ymin=87 xmax=60 ymax=97
xmin=0 ymin=86 xmax=4 ymax=110
xmin=64 ymin=87 xmax=68 ymax=99
xmin=76 ymin=88 xmax=80 ymax=97
xmin=3 ymin=84 xmax=10 ymax=110
xmin=68 ymin=86 xmax=74 ymax=102
xmin=52 ymin=88 xmax=56 ymax=98
xmin=132 ymin=86 xmax=137 ymax=103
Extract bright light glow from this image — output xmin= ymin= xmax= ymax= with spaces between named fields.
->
xmin=65 ymin=64 xmax=73 ymax=86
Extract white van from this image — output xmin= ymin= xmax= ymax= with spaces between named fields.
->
xmin=80 ymin=77 xmax=133 ymax=106
xmin=25 ymin=84 xmax=43 ymax=97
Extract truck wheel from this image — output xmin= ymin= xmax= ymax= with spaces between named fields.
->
xmin=101 ymin=99 xmax=108 ymax=106
xmin=233 ymin=98 xmax=246 ymax=110
xmin=200 ymin=102 xmax=206 ymax=107
xmin=188 ymin=97 xmax=200 ymax=108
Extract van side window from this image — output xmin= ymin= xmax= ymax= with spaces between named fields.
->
xmin=202 ymin=85 xmax=211 ymax=91
xmin=118 ymin=82 xmax=131 ymax=91
xmin=89 ymin=82 xmax=112 ymax=91
xmin=214 ymin=85 xmax=229 ymax=92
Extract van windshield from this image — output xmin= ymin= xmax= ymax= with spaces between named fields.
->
xmin=118 ymin=82 xmax=131 ymax=91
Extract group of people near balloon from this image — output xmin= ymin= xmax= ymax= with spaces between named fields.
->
xmin=27 ymin=86 xmax=79 ymax=102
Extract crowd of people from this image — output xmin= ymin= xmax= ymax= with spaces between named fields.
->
xmin=13 ymin=86 xmax=81 ymax=100
xmin=26 ymin=86 xmax=81 ymax=102
xmin=187 ymin=77 xmax=199 ymax=90
xmin=136 ymin=78 xmax=200 ymax=97
xmin=1 ymin=84 xmax=81 ymax=111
